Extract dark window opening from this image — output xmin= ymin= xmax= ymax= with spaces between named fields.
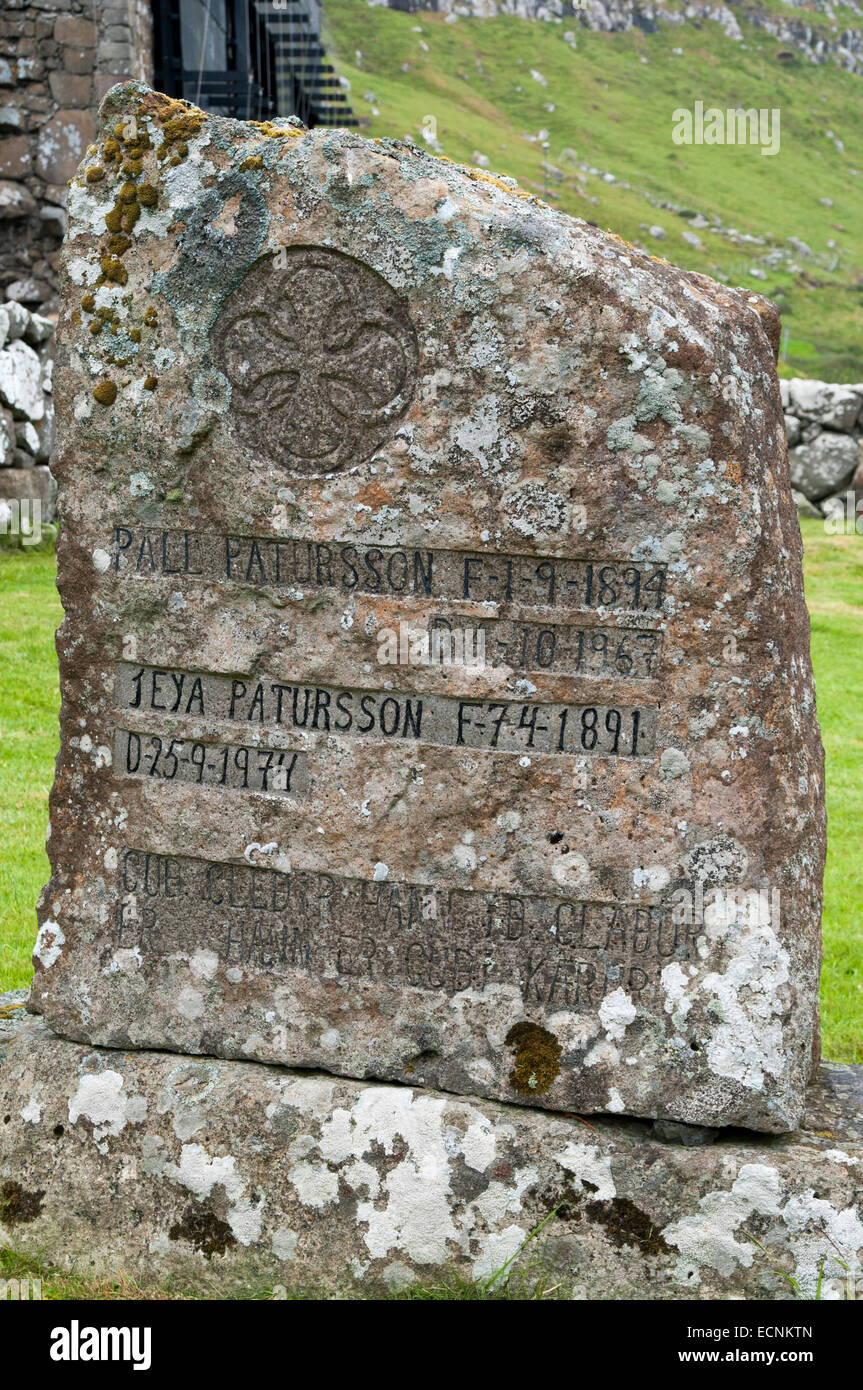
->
xmin=151 ymin=1 xmax=356 ymax=127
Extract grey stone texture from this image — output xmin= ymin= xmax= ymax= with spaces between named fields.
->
xmin=0 ymin=1003 xmax=861 ymax=1298
xmin=32 ymin=85 xmax=825 ymax=1133
xmin=789 ymin=433 xmax=861 ymax=504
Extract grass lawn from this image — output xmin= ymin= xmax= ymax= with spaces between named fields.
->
xmin=799 ymin=519 xmax=863 ymax=1063
xmin=0 ymin=1234 xmax=566 ymax=1301
xmin=0 ymin=548 xmax=60 ymax=993
xmin=0 ymin=529 xmax=860 ymax=1058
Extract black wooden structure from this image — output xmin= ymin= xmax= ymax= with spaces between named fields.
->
xmin=152 ymin=0 xmax=356 ymax=127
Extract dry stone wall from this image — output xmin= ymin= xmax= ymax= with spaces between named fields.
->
xmin=0 ymin=0 xmax=152 ymax=315
xmin=0 ymin=295 xmax=55 ymax=531
xmin=782 ymin=378 xmax=863 ymax=520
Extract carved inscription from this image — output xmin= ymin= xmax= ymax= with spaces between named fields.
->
xmin=110 ymin=528 xmax=668 ymax=614
xmin=115 ymin=851 xmax=701 ymax=1005
xmin=429 ymin=616 xmax=663 ymax=680
xmin=115 ymin=664 xmax=658 ymax=758
xmin=211 ymin=247 xmax=418 ymax=475
xmin=113 ymin=729 xmax=309 ymax=799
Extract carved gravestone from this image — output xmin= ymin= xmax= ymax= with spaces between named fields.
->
xmin=31 ymin=83 xmax=825 ymax=1132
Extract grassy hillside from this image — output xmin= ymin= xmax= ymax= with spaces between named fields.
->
xmin=324 ymin=0 xmax=863 ymax=381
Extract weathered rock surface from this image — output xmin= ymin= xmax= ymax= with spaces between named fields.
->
xmin=789 ymin=433 xmax=861 ymax=503
xmin=0 ymin=1007 xmax=861 ymax=1299
xmin=787 ymin=380 xmax=863 ymax=434
xmin=0 ymin=296 xmax=55 ymax=516
xmin=31 ymin=83 xmax=824 ymax=1134
xmin=0 ymin=338 xmax=45 ymax=421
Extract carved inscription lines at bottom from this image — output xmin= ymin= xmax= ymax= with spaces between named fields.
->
xmin=114 ymin=850 xmax=703 ymax=1007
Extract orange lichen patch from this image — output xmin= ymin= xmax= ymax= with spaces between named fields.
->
xmin=85 ymin=166 xmax=104 ymax=183
xmin=106 ymin=234 xmax=132 ymax=257
xmin=725 ymin=458 xmax=743 ymax=487
xmin=355 ymin=479 xmax=396 ymax=512
xmin=251 ymin=120 xmax=302 ymax=139
xmin=152 ymin=96 xmax=207 ymax=161
xmin=100 ymin=256 xmax=128 ymax=286
xmin=240 ymin=154 xmax=263 ymax=171
xmin=469 ymin=169 xmax=533 ymax=202
xmin=93 ymin=380 xmax=117 ymax=406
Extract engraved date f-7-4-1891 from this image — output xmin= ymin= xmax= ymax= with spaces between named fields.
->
xmin=211 ymin=246 xmax=419 ymax=475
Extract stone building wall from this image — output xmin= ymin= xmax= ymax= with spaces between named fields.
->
xmin=0 ymin=0 xmax=153 ymax=316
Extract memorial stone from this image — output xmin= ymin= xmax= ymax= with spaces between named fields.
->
xmin=30 ymin=84 xmax=825 ymax=1133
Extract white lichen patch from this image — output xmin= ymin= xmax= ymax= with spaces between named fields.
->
xmin=319 ymin=1088 xmax=457 ymax=1264
xmin=598 ymin=988 xmax=637 ymax=1041
xmin=271 ymin=1227 xmax=298 ymax=1261
xmin=176 ymin=987 xmax=205 ymax=1022
xmin=659 ymin=748 xmax=691 ymax=780
xmin=701 ymin=925 xmax=791 ymax=1090
xmin=290 ymin=1161 xmax=339 ymax=1210
xmin=68 ymin=1069 xmax=147 ymax=1143
xmin=665 ymin=1162 xmax=862 ymax=1297
xmin=163 ymin=1141 xmax=263 ymax=1245
xmin=554 ymin=1143 xmax=616 ymax=1200
xmin=34 ymin=919 xmax=65 ymax=969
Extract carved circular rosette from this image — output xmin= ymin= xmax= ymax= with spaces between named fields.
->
xmin=211 ymin=245 xmax=419 ymax=476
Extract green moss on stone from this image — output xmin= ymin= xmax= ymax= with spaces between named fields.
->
xmin=505 ymin=1021 xmax=562 ymax=1094
xmin=93 ymin=380 xmax=117 ymax=406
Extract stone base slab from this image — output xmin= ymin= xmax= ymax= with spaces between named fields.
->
xmin=1 ymin=1000 xmax=861 ymax=1299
